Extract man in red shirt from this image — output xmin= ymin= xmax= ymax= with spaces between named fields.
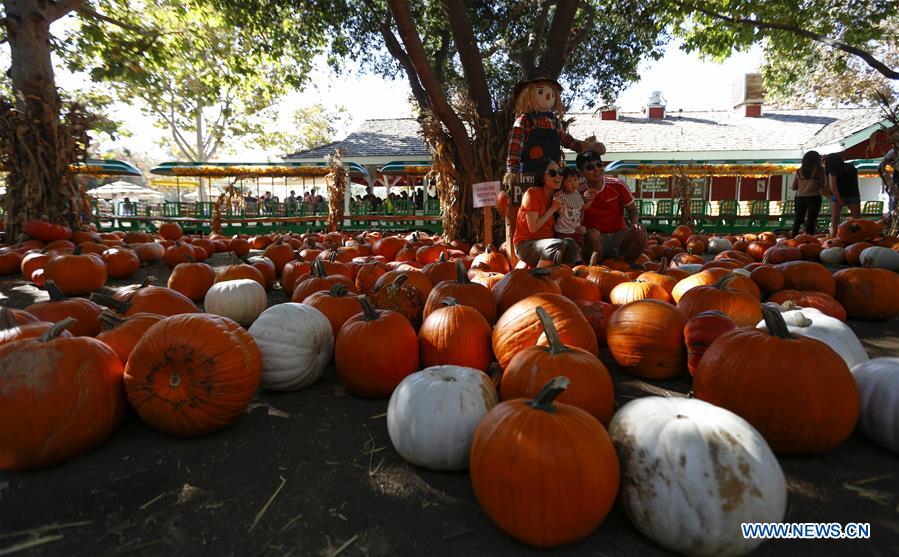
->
xmin=576 ymin=151 xmax=646 ymax=263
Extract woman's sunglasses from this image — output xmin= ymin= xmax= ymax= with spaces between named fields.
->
xmin=545 ymin=169 xmax=562 ymax=177
xmin=583 ymin=162 xmax=604 ymax=171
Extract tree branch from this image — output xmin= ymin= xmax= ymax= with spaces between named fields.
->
xmin=538 ymin=0 xmax=579 ymax=78
xmin=565 ymin=2 xmax=595 ymax=59
xmin=518 ymin=0 xmax=550 ymax=77
xmin=440 ymin=0 xmax=493 ymax=117
xmin=433 ymin=29 xmax=452 ymax=84
xmin=675 ymin=0 xmax=898 ymax=80
xmin=360 ymin=0 xmax=431 ymax=110
xmin=46 ymin=0 xmax=87 ymax=22
xmin=386 ymin=0 xmax=477 ymax=180
xmin=75 ymin=4 xmax=153 ymax=35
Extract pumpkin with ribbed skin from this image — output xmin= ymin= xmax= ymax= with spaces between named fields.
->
xmin=335 ymin=296 xmax=419 ymax=398
xmin=100 ymin=247 xmax=140 ymax=279
xmin=791 ymin=292 xmax=847 ymax=321
xmin=609 ymin=397 xmax=787 ymax=557
xmin=132 ymin=241 xmax=165 ymax=264
xmin=556 ymin=274 xmax=601 ymax=301
xmin=0 ymin=308 xmax=72 ymax=346
xmin=677 ymin=275 xmax=762 ymax=327
xmin=833 ymin=266 xmax=899 ymax=320
xmin=247 ymin=256 xmax=276 ymax=290
xmin=372 ymin=236 xmax=405 ymax=260
xmin=493 ymin=293 xmax=598 ymax=369
xmin=684 ymin=310 xmax=736 ymax=376
xmin=217 ymin=261 xmax=266 ymax=288
xmin=775 ymin=260 xmax=835 ymax=296
xmin=167 ymin=261 xmax=216 ymax=302
xmin=607 ymin=300 xmax=687 ymax=380
xmin=419 ymin=298 xmax=492 ymax=371
xmin=749 ymin=264 xmax=784 ymax=294
xmin=291 ymin=259 xmax=357 ymax=302
xmin=93 ymin=286 xmax=197 ymax=317
xmin=374 ymin=269 xmax=433 ymax=300
xmin=695 ymin=305 xmax=859 ymax=454
xmin=42 ymin=246 xmax=107 ymax=295
xmin=204 ymin=279 xmax=268 ymax=327
xmin=164 ymin=242 xmax=198 ymax=269
xmin=424 ymin=260 xmax=496 ymax=325
xmin=501 ymin=307 xmax=614 ymax=425
xmin=158 ymin=222 xmax=183 ymax=241
xmin=851 ymin=358 xmax=899 ymax=453
xmin=422 ymin=252 xmax=456 ymax=283
xmin=0 ymin=319 xmax=125 ymax=471
xmin=304 ymin=284 xmax=363 ymax=336
xmin=95 ymin=312 xmax=165 ymax=364
xmin=471 ymin=245 xmax=510 ymax=273
xmin=493 ymin=268 xmax=561 ymax=316
xmin=844 ymin=242 xmax=872 ymax=266
xmin=370 ymin=273 xmax=425 ymax=329
xmin=124 ymin=313 xmax=262 ymax=436
xmin=470 ymin=377 xmax=620 ymax=548
xmin=609 ymin=279 xmax=670 ymax=305
xmin=248 ymin=303 xmax=333 ymax=391
xmin=837 ymin=219 xmax=881 ymax=244
xmin=25 ymin=280 xmax=104 ymax=337
xmin=354 ymin=261 xmax=388 ymax=295
xmin=671 ymin=268 xmax=730 ymax=303
xmin=387 ymin=365 xmax=497 ymax=471
xmin=262 ymin=239 xmax=295 ymax=275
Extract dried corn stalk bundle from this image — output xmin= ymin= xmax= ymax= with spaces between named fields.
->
xmin=326 ymin=151 xmax=346 ymax=233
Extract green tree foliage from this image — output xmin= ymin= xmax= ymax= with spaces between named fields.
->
xmin=251 ymin=104 xmax=351 ymax=158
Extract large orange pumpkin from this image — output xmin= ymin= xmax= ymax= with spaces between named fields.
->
xmin=92 ymin=285 xmax=197 ymax=317
xmin=96 ymin=312 xmax=165 ymax=364
xmin=124 ymin=313 xmax=262 ymax=436
xmin=291 ymin=259 xmax=357 ymax=302
xmin=423 ymin=260 xmax=496 ymax=324
xmin=0 ymin=308 xmax=72 ymax=346
xmin=493 ymin=268 xmax=561 ymax=316
xmin=676 ymin=275 xmax=763 ymax=327
xmin=304 ymin=284 xmax=363 ymax=336
xmin=101 ymin=247 xmax=140 ymax=280
xmin=158 ymin=222 xmax=183 ymax=241
xmin=833 ymin=266 xmax=899 ymax=320
xmin=25 ymin=280 xmax=104 ymax=337
xmin=775 ymin=260 xmax=836 ymax=296
xmin=0 ymin=319 xmax=125 ymax=470
xmin=694 ymin=305 xmax=859 ymax=454
xmin=683 ymin=310 xmax=736 ymax=376
xmin=419 ymin=298 xmax=493 ymax=371
xmin=501 ymin=307 xmax=614 ymax=425
xmin=606 ymin=299 xmax=687 ymax=379
xmin=670 ymin=268 xmax=730 ymax=303
xmin=42 ymin=246 xmax=107 ymax=295
xmin=167 ymin=261 xmax=216 ymax=302
xmin=492 ymin=293 xmax=597 ymax=369
xmin=334 ymin=296 xmax=419 ymax=398
xmin=470 ymin=377 xmax=620 ymax=548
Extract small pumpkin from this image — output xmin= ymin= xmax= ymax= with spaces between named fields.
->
xmin=684 ymin=310 xmax=737 ymax=376
xmin=25 ymin=280 xmax=104 ymax=337
xmin=424 ymin=260 xmax=496 ymax=325
xmin=387 ymin=365 xmax=498 ymax=471
xmin=167 ymin=260 xmax=216 ymax=302
xmin=204 ymin=279 xmax=268 ymax=327
xmin=42 ymin=246 xmax=107 ymax=295
xmin=95 ymin=311 xmax=165 ymax=364
xmin=609 ymin=278 xmax=670 ymax=305
xmin=370 ymin=273 xmax=425 ymax=329
xmin=492 ymin=268 xmax=561 ymax=316
xmin=419 ymin=298 xmax=493 ymax=372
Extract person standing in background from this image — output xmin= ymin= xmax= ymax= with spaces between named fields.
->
xmin=824 ymin=153 xmax=861 ymax=236
xmin=791 ymin=151 xmax=826 ymax=236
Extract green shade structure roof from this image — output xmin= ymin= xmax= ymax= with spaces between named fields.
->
xmin=150 ymin=161 xmax=368 ymax=178
xmin=378 ymin=161 xmax=433 ymax=175
xmin=0 ymin=159 xmax=141 ymax=176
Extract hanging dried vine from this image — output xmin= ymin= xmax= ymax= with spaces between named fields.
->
xmin=325 ymin=150 xmax=346 ymax=233
xmin=0 ymin=96 xmax=93 ymax=240
xmin=211 ymin=177 xmax=247 ymax=234
xmin=671 ymin=170 xmax=694 ymax=226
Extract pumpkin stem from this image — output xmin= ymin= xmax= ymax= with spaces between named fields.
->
xmin=714 ymin=273 xmax=739 ymax=290
xmin=329 ymin=284 xmax=349 ymax=297
xmin=589 ymin=252 xmax=599 ymax=266
xmin=44 ymin=280 xmax=68 ymax=302
xmin=392 ymin=273 xmax=408 ymax=287
xmin=441 ymin=297 xmax=459 ymax=307
xmin=73 ymin=245 xmax=83 ymax=256
xmin=99 ymin=310 xmax=127 ymax=330
xmin=526 ymin=268 xmax=551 ymax=279
xmin=527 ymin=376 xmax=571 ymax=413
xmin=438 ymin=251 xmax=448 ymax=263
xmin=793 ymin=312 xmax=813 ymax=327
xmin=90 ymin=293 xmax=130 ymax=314
xmin=358 ymin=295 xmax=379 ymax=321
xmin=535 ymin=306 xmax=570 ymax=355
xmin=314 ymin=258 xmax=328 ymax=277
xmin=329 ymin=251 xmax=338 ymax=262
xmin=37 ymin=318 xmax=77 ymax=342
xmin=781 ymin=300 xmax=797 ymax=311
xmin=761 ymin=303 xmax=793 ymax=339
xmin=454 ymin=260 xmax=470 ymax=284
xmin=0 ymin=308 xmax=18 ymax=330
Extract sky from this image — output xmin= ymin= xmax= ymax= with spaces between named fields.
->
xmin=65 ymin=39 xmax=765 ymax=163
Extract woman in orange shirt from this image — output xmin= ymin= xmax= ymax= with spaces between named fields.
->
xmin=513 ymin=158 xmax=580 ymax=266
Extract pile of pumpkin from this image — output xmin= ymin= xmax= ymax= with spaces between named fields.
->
xmin=2 ymin=218 xmax=899 ymax=555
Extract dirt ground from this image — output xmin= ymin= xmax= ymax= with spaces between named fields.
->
xmin=1 ymin=252 xmax=898 ymax=557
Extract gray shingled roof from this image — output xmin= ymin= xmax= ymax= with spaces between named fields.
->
xmin=286 ymin=118 xmax=427 ymax=159
xmin=286 ymin=108 xmax=883 ymax=160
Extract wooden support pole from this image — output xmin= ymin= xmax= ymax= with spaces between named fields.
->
xmin=483 ymin=206 xmax=493 ymax=246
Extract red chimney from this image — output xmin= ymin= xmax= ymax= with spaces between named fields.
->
xmin=600 ymin=107 xmax=618 ymax=120
xmin=646 ymin=91 xmax=665 ymax=120
xmin=734 ymin=73 xmax=764 ymax=117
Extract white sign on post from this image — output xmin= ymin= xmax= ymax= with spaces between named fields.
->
xmin=472 ymin=181 xmax=501 ymax=208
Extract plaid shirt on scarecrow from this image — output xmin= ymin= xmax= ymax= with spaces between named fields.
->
xmin=506 ymin=112 xmax=585 ymax=174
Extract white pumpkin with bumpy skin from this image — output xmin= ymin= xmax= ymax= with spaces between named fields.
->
xmin=859 ymin=246 xmax=899 ymax=271
xmin=387 ymin=365 xmax=498 ymax=471
xmin=204 ymin=279 xmax=267 ymax=326
xmin=706 ymin=237 xmax=732 ymax=254
xmin=609 ymin=396 xmax=787 ymax=557
xmin=248 ymin=303 xmax=333 ymax=391
xmin=757 ymin=306 xmax=868 ymax=368
xmin=851 ymin=358 xmax=899 ymax=453
xmin=819 ymin=247 xmax=846 ymax=266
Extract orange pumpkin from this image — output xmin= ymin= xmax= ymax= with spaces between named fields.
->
xmin=304 ymin=284 xmax=363 ymax=336
xmin=606 ymin=299 xmax=687 ymax=380
xmin=262 ymin=239 xmax=295 ymax=275
xmin=101 ymin=247 xmax=140 ymax=279
xmin=374 ymin=269 xmax=433 ymax=300
xmin=217 ymin=261 xmax=266 ymax=288
xmin=291 ymin=259 xmax=357 ymax=303
xmin=833 ymin=266 xmax=899 ymax=320
xmin=694 ymin=305 xmax=859 ymax=454
xmin=419 ymin=298 xmax=493 ymax=371
xmin=25 ymin=280 xmax=104 ymax=337
xmin=158 ymin=222 xmax=183 ymax=241
xmin=574 ymin=299 xmax=617 ymax=347
xmin=124 ymin=313 xmax=262 ymax=436
xmin=493 ymin=268 xmax=562 ymax=316
xmin=683 ymin=310 xmax=736 ymax=376
xmin=0 ymin=308 xmax=72 ymax=346
xmin=471 ymin=244 xmax=510 ymax=273
xmin=335 ymin=296 xmax=419 ymax=398
xmin=0 ymin=319 xmax=125 ymax=471
xmin=470 ymin=377 xmax=620 ymax=548
xmin=670 ymin=268 xmax=730 ymax=303
xmin=677 ymin=275 xmax=762 ymax=327
xmin=492 ymin=293 xmax=598 ymax=369
xmin=609 ymin=279 xmax=670 ymax=305
xmin=423 ymin=260 xmax=497 ymax=325
xmin=775 ymin=260 xmax=836 ymax=296
xmin=168 ymin=261 xmax=216 ymax=302
xmin=96 ymin=311 xmax=165 ymax=364
xmin=354 ymin=261 xmax=388 ymax=295
xmin=370 ymin=273 xmax=425 ymax=329
xmin=247 ymin=256 xmax=277 ymax=290
xmin=749 ymin=264 xmax=785 ymax=294
xmin=837 ymin=219 xmax=882 ymax=244
xmin=92 ymin=286 xmax=197 ymax=317
xmin=42 ymin=246 xmax=107 ymax=295
xmin=229 ymin=237 xmax=251 ymax=257
xmin=501 ymin=307 xmax=614 ymax=425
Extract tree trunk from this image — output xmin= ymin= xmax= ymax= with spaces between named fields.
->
xmin=1 ymin=0 xmax=87 ymax=240
xmin=195 ymin=100 xmax=208 ymax=202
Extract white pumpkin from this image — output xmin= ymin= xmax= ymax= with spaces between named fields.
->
xmin=860 ymin=246 xmax=899 ymax=271
xmin=248 ymin=303 xmax=333 ymax=391
xmin=204 ymin=279 xmax=267 ymax=326
xmin=757 ymin=306 xmax=868 ymax=368
xmin=609 ymin=397 xmax=787 ymax=557
xmin=387 ymin=365 xmax=498 ymax=471
xmin=706 ymin=237 xmax=733 ymax=254
xmin=676 ymin=263 xmax=704 ymax=276
xmin=819 ymin=247 xmax=846 ymax=265
xmin=851 ymin=358 xmax=899 ymax=453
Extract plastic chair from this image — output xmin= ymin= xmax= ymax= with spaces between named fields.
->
xmin=715 ymin=200 xmax=739 ymax=232
xmin=778 ymin=199 xmax=795 ymax=227
xmin=862 ymin=201 xmax=883 ymax=218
